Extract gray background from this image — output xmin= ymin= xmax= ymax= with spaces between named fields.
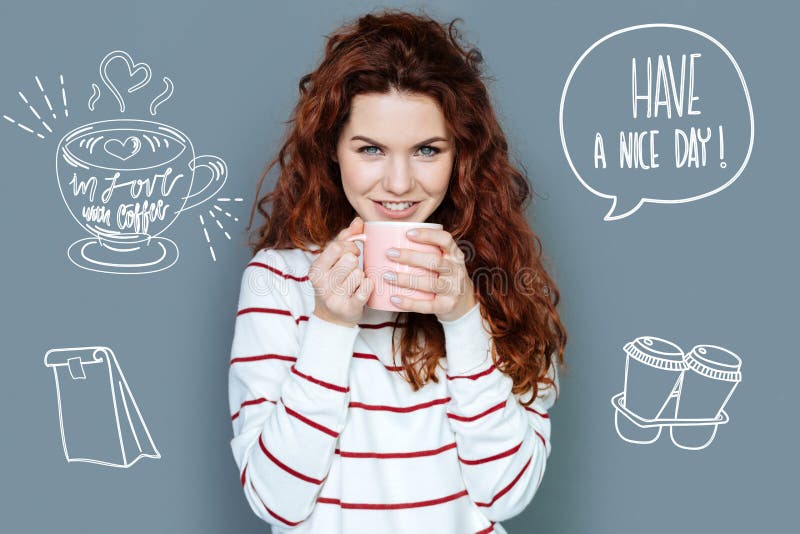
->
xmin=0 ymin=0 xmax=795 ymax=532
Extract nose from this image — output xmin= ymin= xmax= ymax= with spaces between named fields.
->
xmin=382 ymin=156 xmax=414 ymax=196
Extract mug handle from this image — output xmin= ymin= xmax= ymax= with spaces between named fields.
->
xmin=345 ymin=234 xmax=367 ymax=243
xmin=178 ymin=154 xmax=228 ymax=213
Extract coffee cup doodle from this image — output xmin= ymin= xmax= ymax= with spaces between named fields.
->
xmin=611 ymin=336 xmax=742 ymax=450
xmin=4 ymin=50 xmax=234 ymax=274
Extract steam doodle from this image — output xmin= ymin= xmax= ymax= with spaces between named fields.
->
xmin=560 ymin=24 xmax=754 ymax=221
xmin=3 ymin=50 xmax=241 ymax=273
xmin=611 ymin=336 xmax=742 ymax=450
xmin=87 ymin=50 xmax=174 ymax=115
xmin=44 ymin=346 xmax=160 ymax=468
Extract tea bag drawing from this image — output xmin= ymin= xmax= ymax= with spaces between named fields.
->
xmin=3 ymin=50 xmax=240 ymax=273
xmin=611 ymin=336 xmax=742 ymax=450
xmin=44 ymin=346 xmax=160 ymax=468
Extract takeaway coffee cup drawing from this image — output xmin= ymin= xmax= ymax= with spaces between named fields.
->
xmin=615 ymin=336 xmax=687 ymax=444
xmin=611 ymin=336 xmax=743 ymax=450
xmin=56 ymin=119 xmax=227 ymax=274
xmin=670 ymin=345 xmax=742 ymax=450
xmin=346 ymin=221 xmax=443 ymax=312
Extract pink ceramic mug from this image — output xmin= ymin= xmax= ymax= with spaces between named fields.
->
xmin=346 ymin=221 xmax=443 ymax=312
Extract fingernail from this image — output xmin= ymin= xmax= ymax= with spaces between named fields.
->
xmin=390 ymin=296 xmax=402 ymax=305
xmin=406 ymin=229 xmax=418 ymax=237
xmin=383 ymin=272 xmax=396 ymax=281
xmin=386 ymin=248 xmax=400 ymax=257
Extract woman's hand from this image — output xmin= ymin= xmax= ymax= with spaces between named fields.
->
xmin=383 ymin=227 xmax=477 ymax=322
xmin=308 ymin=216 xmax=374 ymax=328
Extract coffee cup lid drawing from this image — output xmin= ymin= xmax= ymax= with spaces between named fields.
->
xmin=4 ymin=50 xmax=235 ymax=274
xmin=683 ymin=344 xmax=742 ymax=382
xmin=623 ymin=336 xmax=687 ymax=371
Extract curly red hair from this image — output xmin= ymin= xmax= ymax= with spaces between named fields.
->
xmin=247 ymin=8 xmax=567 ymax=406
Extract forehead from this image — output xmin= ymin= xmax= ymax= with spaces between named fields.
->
xmin=345 ymin=92 xmax=450 ymax=141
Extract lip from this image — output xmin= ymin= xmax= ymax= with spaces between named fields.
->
xmin=372 ymin=200 xmax=421 ymax=219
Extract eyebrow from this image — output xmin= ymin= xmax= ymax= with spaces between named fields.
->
xmin=349 ymin=135 xmax=449 ymax=148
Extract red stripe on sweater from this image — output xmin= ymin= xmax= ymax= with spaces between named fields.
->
xmin=523 ymin=405 xmax=550 ymax=418
xmin=243 ymin=259 xmax=403 ymax=328
xmin=535 ymin=430 xmax=547 ymax=447
xmin=352 ymin=352 xmax=404 ymax=372
xmin=236 ymin=307 xmax=309 ymax=325
xmin=237 ymin=306 xmax=291 ymax=318
xmin=349 ymin=396 xmax=450 ymax=413
xmin=291 ymin=364 xmax=349 ymax=393
xmin=358 ymin=320 xmax=400 ymax=330
xmin=335 ymin=441 xmax=457 ymax=459
xmin=250 ymin=479 xmax=304 ymax=527
xmin=446 ymin=365 xmax=496 ymax=381
xmin=475 ymin=453 xmax=533 ymax=508
xmin=459 ymin=440 xmax=523 ymax=465
xmin=231 ymin=397 xmax=273 ymax=420
xmin=447 ymin=400 xmax=506 ymax=422
xmin=476 ymin=525 xmax=495 ymax=534
xmin=317 ymin=489 xmax=469 ymax=510
xmin=281 ymin=400 xmax=340 ymax=438
xmin=258 ymin=433 xmax=325 ymax=485
xmin=247 ymin=261 xmax=309 ymax=282
xmin=241 ymin=464 xmax=247 ymax=487
xmin=230 ymin=353 xmax=296 ymax=365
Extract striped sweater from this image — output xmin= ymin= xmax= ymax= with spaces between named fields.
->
xmin=229 ymin=247 xmax=559 ymax=534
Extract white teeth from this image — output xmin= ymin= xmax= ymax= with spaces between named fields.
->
xmin=380 ymin=201 xmax=414 ymax=211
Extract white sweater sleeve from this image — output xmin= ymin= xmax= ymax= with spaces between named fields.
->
xmin=440 ymin=302 xmax=559 ymax=523
xmin=228 ymin=249 xmax=360 ymax=529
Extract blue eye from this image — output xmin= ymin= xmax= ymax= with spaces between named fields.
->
xmin=418 ymin=146 xmax=439 ymax=157
xmin=357 ymin=145 xmax=440 ymax=157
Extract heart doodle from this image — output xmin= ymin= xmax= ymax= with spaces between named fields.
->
xmin=100 ymin=51 xmax=152 ymax=113
xmin=103 ymin=136 xmax=142 ymax=161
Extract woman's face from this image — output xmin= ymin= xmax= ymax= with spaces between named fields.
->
xmin=334 ymin=90 xmax=455 ymax=222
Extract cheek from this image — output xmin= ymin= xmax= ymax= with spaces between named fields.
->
xmin=420 ymin=160 xmax=453 ymax=195
xmin=339 ymin=159 xmax=376 ymax=192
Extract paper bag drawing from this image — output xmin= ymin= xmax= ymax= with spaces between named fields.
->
xmin=44 ymin=346 xmax=161 ymax=468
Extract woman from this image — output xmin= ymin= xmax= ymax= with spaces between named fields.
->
xmin=229 ymin=9 xmax=567 ymax=533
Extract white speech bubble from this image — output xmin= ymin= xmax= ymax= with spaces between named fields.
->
xmin=560 ymin=24 xmax=754 ymax=221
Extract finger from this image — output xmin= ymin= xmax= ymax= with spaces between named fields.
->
xmin=337 ymin=226 xmax=361 ymax=256
xmin=311 ymin=242 xmax=344 ymax=277
xmin=390 ymin=294 xmax=435 ymax=315
xmin=384 ymin=270 xmax=445 ymax=295
xmin=337 ymin=239 xmax=360 ymax=257
xmin=338 ymin=236 xmax=362 ymax=258
xmin=332 ymin=236 xmax=360 ymax=258
xmin=390 ymin=248 xmax=446 ymax=273
xmin=355 ymin=274 xmax=373 ymax=301
xmin=330 ymin=252 xmax=358 ymax=289
xmin=341 ymin=266 xmax=363 ymax=298
xmin=405 ymin=228 xmax=462 ymax=259
xmin=337 ymin=216 xmax=362 ymax=239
